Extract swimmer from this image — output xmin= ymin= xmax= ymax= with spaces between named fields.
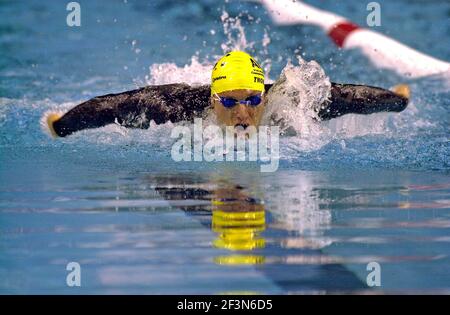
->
xmin=42 ymin=51 xmax=410 ymax=138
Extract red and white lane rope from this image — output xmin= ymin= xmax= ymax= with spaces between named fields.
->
xmin=257 ymin=0 xmax=449 ymax=78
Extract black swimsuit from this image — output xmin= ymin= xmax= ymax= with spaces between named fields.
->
xmin=53 ymin=83 xmax=408 ymax=137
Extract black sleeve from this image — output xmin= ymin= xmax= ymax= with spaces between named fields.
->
xmin=315 ymin=83 xmax=409 ymax=121
xmin=53 ymin=83 xmax=210 ymax=137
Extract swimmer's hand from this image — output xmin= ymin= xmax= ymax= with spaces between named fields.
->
xmin=391 ymin=84 xmax=410 ymax=100
xmin=40 ymin=111 xmax=63 ymax=138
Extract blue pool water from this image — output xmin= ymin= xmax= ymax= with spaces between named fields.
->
xmin=0 ymin=0 xmax=449 ymax=294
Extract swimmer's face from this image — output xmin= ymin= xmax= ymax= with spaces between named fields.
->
xmin=211 ymin=89 xmax=265 ymax=129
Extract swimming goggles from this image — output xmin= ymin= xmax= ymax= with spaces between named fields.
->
xmin=214 ymin=93 xmax=263 ymax=108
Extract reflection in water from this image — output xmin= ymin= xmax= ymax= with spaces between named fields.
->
xmin=151 ymin=175 xmax=269 ymax=265
xmin=211 ymin=188 xmax=266 ymax=265
xmin=212 ymin=203 xmax=265 ymax=250
xmin=3 ymin=168 xmax=448 ymax=293
xmin=261 ymin=172 xmax=334 ymax=252
xmin=147 ymin=171 xmax=336 ymax=252
xmin=145 ymin=171 xmax=370 ymax=292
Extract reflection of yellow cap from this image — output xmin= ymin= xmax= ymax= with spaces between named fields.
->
xmin=212 ymin=208 xmax=266 ymax=251
xmin=214 ymin=255 xmax=265 ymax=265
xmin=211 ymin=51 xmax=265 ymax=95
xmin=211 ymin=193 xmax=266 ymax=265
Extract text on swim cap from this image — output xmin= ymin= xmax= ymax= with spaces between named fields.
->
xmin=250 ymin=58 xmax=262 ymax=70
xmin=212 ymin=76 xmax=227 ymax=82
xmin=254 ymin=77 xmax=264 ymax=84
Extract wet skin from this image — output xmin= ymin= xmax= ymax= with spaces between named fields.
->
xmin=211 ymin=89 xmax=266 ymax=129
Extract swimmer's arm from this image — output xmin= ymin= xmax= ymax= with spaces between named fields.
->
xmin=316 ymin=83 xmax=410 ymax=121
xmin=51 ymin=92 xmax=128 ymax=137
xmin=49 ymin=84 xmax=210 ymax=137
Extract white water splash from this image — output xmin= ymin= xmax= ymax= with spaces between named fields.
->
xmin=145 ymin=9 xmax=274 ymax=87
xmin=219 ymin=10 xmax=273 ymax=80
xmin=146 ymin=56 xmax=212 ymax=86
xmin=263 ymin=57 xmax=331 ymax=139
xmin=220 ymin=10 xmax=251 ymax=53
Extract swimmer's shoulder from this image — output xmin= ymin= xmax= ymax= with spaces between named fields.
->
xmin=137 ymin=83 xmax=209 ymax=98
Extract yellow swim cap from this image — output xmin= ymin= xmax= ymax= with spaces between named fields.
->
xmin=211 ymin=51 xmax=265 ymax=95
